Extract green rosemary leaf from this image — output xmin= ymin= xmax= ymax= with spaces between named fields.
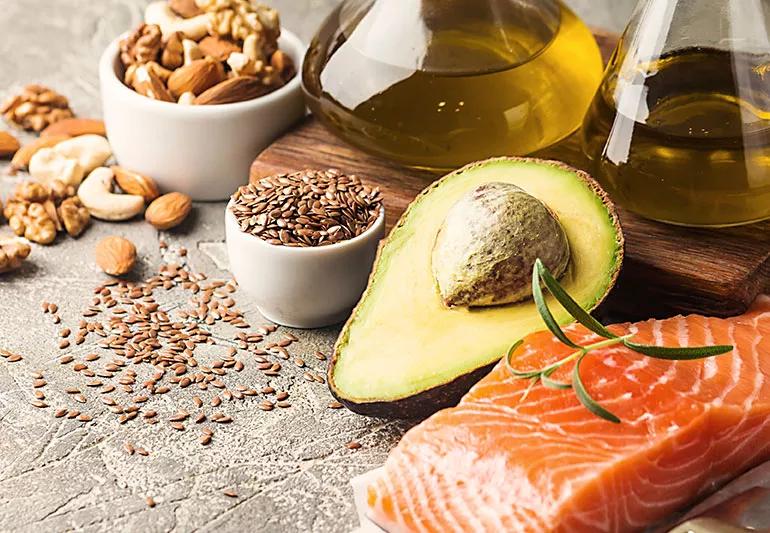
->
xmin=572 ymin=353 xmax=620 ymax=424
xmin=532 ymin=261 xmax=583 ymax=350
xmin=505 ymin=340 xmax=542 ymax=379
xmin=542 ymin=367 xmax=572 ymax=390
xmin=623 ymin=341 xmax=733 ymax=360
xmin=536 ymin=259 xmax=617 ymax=340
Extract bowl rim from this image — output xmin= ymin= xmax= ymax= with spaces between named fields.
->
xmin=99 ymin=28 xmax=305 ymax=115
xmin=226 ymin=199 xmax=386 ymax=255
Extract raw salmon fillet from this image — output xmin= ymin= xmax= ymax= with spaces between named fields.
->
xmin=367 ymin=296 xmax=770 ymax=532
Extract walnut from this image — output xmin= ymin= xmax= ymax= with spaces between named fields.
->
xmin=0 ymin=237 xmax=31 ymax=274
xmin=3 ymin=199 xmax=27 ymax=222
xmin=9 ymin=201 xmax=57 ymax=245
xmin=161 ymin=32 xmax=185 ymax=70
xmin=14 ymin=181 xmax=49 ymax=203
xmin=58 ymin=196 xmax=90 ymax=237
xmin=48 ymin=179 xmax=77 ymax=205
xmin=120 ymin=24 xmax=163 ymax=68
xmin=196 ymin=0 xmax=280 ymax=50
xmin=1 ymin=85 xmax=74 ymax=132
xmin=4 ymin=179 xmax=82 ymax=244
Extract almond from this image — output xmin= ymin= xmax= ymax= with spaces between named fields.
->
xmin=145 ymin=192 xmax=192 ymax=230
xmin=198 ymin=36 xmax=241 ymax=63
xmin=133 ymin=65 xmax=174 ymax=102
xmin=167 ymin=58 xmax=226 ymax=97
xmin=112 ymin=166 xmax=160 ymax=203
xmin=41 ymin=118 xmax=106 ymax=138
xmin=95 ymin=236 xmax=137 ymax=277
xmin=10 ymin=134 xmax=70 ymax=171
xmin=169 ymin=0 xmax=203 ymax=18
xmin=0 ymin=131 xmax=20 ymax=158
xmin=194 ymin=76 xmax=269 ymax=105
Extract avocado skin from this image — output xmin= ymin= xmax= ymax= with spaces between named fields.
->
xmin=328 ymin=361 xmax=496 ymax=419
xmin=329 ymin=157 xmax=624 ymax=419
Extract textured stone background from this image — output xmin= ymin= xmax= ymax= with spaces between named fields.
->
xmin=0 ymin=1 xmax=637 ymax=532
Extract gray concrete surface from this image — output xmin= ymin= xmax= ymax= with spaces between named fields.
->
xmin=0 ymin=1 xmax=638 ymax=531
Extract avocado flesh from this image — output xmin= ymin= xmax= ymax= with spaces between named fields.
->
xmin=331 ymin=158 xmax=623 ymax=417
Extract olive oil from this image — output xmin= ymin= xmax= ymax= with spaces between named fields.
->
xmin=583 ymin=47 xmax=770 ymax=227
xmin=303 ymin=1 xmax=603 ymax=171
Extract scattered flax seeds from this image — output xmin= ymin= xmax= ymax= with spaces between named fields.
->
xmin=222 ymin=488 xmax=238 ymax=498
xmin=3 ymin=246 xmax=345 ymax=453
xmin=0 ymin=349 xmax=23 ymax=362
xmin=346 ymin=441 xmax=362 ymax=450
xmin=146 ymin=496 xmax=156 ymax=508
xmin=229 ymin=169 xmax=382 ymax=247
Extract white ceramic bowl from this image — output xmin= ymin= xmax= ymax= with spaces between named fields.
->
xmin=98 ymin=31 xmax=306 ymax=201
xmin=225 ymin=201 xmax=386 ymax=329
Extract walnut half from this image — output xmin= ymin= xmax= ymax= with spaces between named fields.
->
xmin=120 ymin=24 xmax=163 ymax=68
xmin=3 ymin=179 xmax=87 ymax=244
xmin=1 ymin=85 xmax=74 ymax=133
xmin=0 ymin=237 xmax=31 ymax=274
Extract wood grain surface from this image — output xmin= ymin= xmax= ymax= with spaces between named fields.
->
xmin=251 ymin=33 xmax=770 ymax=320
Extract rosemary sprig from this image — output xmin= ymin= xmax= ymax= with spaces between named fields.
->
xmin=506 ymin=259 xmax=733 ymax=423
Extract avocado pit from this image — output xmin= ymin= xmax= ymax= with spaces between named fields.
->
xmin=432 ymin=182 xmax=570 ymax=307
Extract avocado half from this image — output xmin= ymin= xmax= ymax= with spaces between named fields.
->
xmin=329 ymin=157 xmax=624 ymax=418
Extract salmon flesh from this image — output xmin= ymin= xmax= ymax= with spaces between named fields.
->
xmin=367 ymin=297 xmax=770 ymax=532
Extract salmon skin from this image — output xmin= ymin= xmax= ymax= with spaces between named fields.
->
xmin=367 ymin=296 xmax=770 ymax=532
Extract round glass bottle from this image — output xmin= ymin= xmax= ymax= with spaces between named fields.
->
xmin=303 ymin=0 xmax=604 ymax=171
xmin=583 ymin=0 xmax=770 ymax=227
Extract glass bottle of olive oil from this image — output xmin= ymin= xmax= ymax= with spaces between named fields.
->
xmin=303 ymin=0 xmax=603 ymax=171
xmin=583 ymin=0 xmax=770 ymax=227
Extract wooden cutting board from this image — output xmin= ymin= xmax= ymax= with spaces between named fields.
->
xmin=250 ymin=32 xmax=770 ymax=321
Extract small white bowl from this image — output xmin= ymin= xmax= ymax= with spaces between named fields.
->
xmin=98 ymin=30 xmax=306 ymax=201
xmin=225 ymin=201 xmax=386 ymax=329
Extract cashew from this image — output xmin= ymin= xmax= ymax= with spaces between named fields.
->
xmin=53 ymin=135 xmax=112 ymax=174
xmin=182 ymin=39 xmax=203 ymax=65
xmin=77 ymin=167 xmax=145 ymax=221
xmin=145 ymin=1 xmax=209 ymax=41
xmin=178 ymin=91 xmax=196 ymax=105
xmin=28 ymin=148 xmax=84 ymax=187
xmin=243 ymin=33 xmax=260 ymax=62
xmin=226 ymin=52 xmax=260 ymax=77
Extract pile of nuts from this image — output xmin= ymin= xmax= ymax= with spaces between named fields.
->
xmin=120 ymin=0 xmax=295 ymax=105
xmin=1 ymin=84 xmax=194 ymax=276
